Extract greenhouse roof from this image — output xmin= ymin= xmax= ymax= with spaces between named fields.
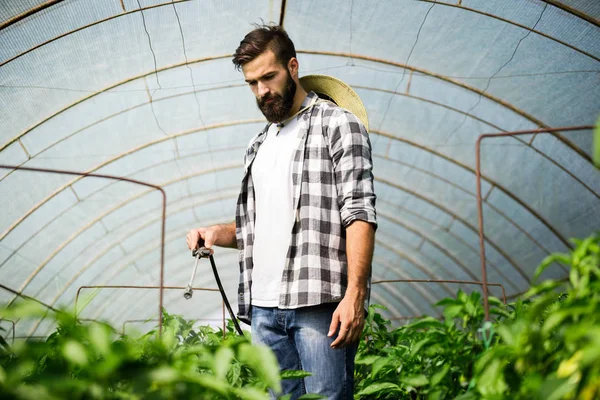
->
xmin=0 ymin=0 xmax=599 ymax=339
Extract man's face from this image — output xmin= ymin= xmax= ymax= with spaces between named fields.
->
xmin=242 ymin=50 xmax=297 ymax=123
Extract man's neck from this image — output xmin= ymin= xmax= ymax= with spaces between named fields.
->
xmin=287 ymin=86 xmax=309 ymax=119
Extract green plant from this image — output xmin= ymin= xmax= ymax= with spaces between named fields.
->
xmin=462 ymin=233 xmax=600 ymax=400
xmin=0 ymin=304 xmax=282 ymax=399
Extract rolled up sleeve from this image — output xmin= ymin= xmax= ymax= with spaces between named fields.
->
xmin=328 ymin=110 xmax=377 ymax=230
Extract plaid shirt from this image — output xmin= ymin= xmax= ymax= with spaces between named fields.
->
xmin=235 ymin=91 xmax=377 ymax=324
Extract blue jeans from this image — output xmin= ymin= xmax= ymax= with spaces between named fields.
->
xmin=251 ymin=303 xmax=358 ymax=400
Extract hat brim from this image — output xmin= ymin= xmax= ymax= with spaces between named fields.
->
xmin=299 ymin=74 xmax=369 ymax=131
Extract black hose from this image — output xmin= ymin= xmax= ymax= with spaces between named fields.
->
xmin=208 ymin=254 xmax=244 ymax=336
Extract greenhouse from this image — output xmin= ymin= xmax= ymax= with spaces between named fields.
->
xmin=0 ymin=0 xmax=599 ymax=399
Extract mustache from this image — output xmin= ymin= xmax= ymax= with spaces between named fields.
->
xmin=258 ymin=93 xmax=282 ymax=107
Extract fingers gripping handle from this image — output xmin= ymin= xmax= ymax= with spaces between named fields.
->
xmin=192 ymin=237 xmax=211 ymax=258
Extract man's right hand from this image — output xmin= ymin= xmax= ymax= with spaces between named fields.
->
xmin=186 ymin=222 xmax=237 ymax=251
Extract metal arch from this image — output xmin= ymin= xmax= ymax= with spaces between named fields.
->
xmin=279 ymin=0 xmax=287 ymax=27
xmin=24 ymin=189 xmax=472 ymax=331
xmin=73 ymin=285 xmax=224 ymax=337
xmin=82 ymin=214 xmax=452 ymax=321
xmin=362 ymin=87 xmax=600 ymax=205
xmin=0 ymin=0 xmax=193 ymax=62
xmin=0 ymin=0 xmax=65 ymax=31
xmin=24 ymin=218 xmax=238 ymax=337
xmin=0 ymin=165 xmax=168 ymax=335
xmin=2 ymin=86 xmax=593 ymax=258
xmin=371 ymin=129 xmax=577 ymax=252
xmin=0 ymin=143 xmax=246 ymax=272
xmin=89 ymin=252 xmax=240 ymax=325
xmin=475 ymin=125 xmax=593 ymax=321
xmin=0 ymin=82 xmax=248 ymax=176
xmin=14 ymin=171 xmax=240 ymax=304
xmin=0 ymin=319 xmax=15 ymax=344
xmin=377 ymin=197 xmax=521 ymax=293
xmin=373 ymin=255 xmax=440 ymax=306
xmin=298 ymin=51 xmax=592 ymax=164
xmin=375 ymin=177 xmax=532 ymax=283
xmin=3 ymin=52 xmax=583 ymax=163
xmin=538 ymin=0 xmax=600 ymax=26
xmin=2 ymin=123 xmax=560 ymax=308
xmin=418 ymin=0 xmax=600 ymax=53
xmin=2 ymin=84 xmax=585 ymax=258
xmin=4 ymin=127 xmax=543 ymax=304
xmin=27 ymin=203 xmax=237 ymax=321
xmin=378 ymin=209 xmax=477 ymax=281
xmin=1 ymin=118 xmax=263 ymax=240
xmin=373 ymin=152 xmax=565 ymax=261
xmin=375 ymin=240 xmax=456 ymax=297
xmin=74 ymin=285 xmax=220 ymax=315
xmin=1 ymin=0 xmax=596 ymax=70
xmin=377 ymin=215 xmax=477 ymax=283
xmin=371 ymin=279 xmax=507 ymax=305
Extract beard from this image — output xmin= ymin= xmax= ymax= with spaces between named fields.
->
xmin=256 ymin=71 xmax=297 ymax=123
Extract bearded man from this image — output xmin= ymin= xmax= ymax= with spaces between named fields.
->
xmin=186 ymin=24 xmax=377 ymax=400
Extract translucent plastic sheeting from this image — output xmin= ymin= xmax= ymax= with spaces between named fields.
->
xmin=2 ymin=0 xmax=599 ymax=339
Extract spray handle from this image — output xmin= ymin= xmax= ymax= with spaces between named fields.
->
xmin=192 ymin=237 xmax=211 ymax=258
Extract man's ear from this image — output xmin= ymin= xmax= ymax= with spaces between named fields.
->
xmin=288 ymin=57 xmax=299 ymax=78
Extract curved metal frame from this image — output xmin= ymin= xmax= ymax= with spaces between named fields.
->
xmin=18 ymin=169 xmax=240 ymax=308
xmin=0 ymin=165 xmax=168 ymax=335
xmin=476 ymin=125 xmax=593 ymax=320
xmin=74 ymin=284 xmax=226 ymax=338
xmin=2 ymin=120 xmax=579 ymax=296
xmin=377 ymin=197 xmax=521 ymax=292
xmin=374 ymin=152 xmax=568 ymax=260
xmin=87 ymin=252 xmax=239 ymax=326
xmin=0 ymin=319 xmax=15 ymax=345
xmin=1 ymin=0 xmax=595 ymax=68
xmin=371 ymin=279 xmax=507 ymax=305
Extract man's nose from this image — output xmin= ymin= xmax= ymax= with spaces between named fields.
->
xmin=257 ymin=81 xmax=269 ymax=98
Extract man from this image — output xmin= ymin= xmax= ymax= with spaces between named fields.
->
xmin=186 ymin=24 xmax=376 ymax=399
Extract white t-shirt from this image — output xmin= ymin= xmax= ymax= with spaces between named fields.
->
xmin=250 ymin=117 xmax=300 ymax=306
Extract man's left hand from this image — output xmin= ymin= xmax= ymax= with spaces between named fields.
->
xmin=328 ymin=293 xmax=365 ymax=349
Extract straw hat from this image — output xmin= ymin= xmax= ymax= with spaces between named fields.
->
xmin=299 ymin=74 xmax=369 ymax=131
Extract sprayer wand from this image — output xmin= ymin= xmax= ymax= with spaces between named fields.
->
xmin=183 ymin=238 xmax=244 ymax=336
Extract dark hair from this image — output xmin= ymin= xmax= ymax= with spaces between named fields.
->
xmin=232 ymin=24 xmax=296 ymax=70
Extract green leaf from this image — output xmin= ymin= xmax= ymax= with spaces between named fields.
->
xmin=191 ymin=375 xmax=231 ymax=395
xmin=298 ymin=394 xmax=327 ymax=399
xmin=534 ymin=253 xmax=571 ymax=281
xmin=430 ymin=365 xmax=450 ymax=387
xmin=371 ymin=356 xmax=393 ymax=378
xmin=88 ymin=322 xmax=111 ymax=356
xmin=354 ymin=354 xmax=380 ymax=365
xmin=214 ymin=347 xmax=234 ymax=380
xmin=357 ymin=382 xmax=401 ymax=396
xmin=238 ymin=343 xmax=281 ymax=393
xmin=406 ymin=317 xmax=444 ymax=330
xmin=231 ymin=387 xmax=270 ymax=400
xmin=540 ymin=377 xmax=577 ymax=400
xmin=401 ymin=374 xmax=429 ymax=387
xmin=443 ymin=304 xmax=464 ymax=320
xmin=150 ymin=365 xmax=178 ymax=384
xmin=522 ymin=280 xmax=564 ymax=299
xmin=410 ymin=338 xmax=431 ymax=358
xmin=63 ymin=340 xmax=88 ymax=366
xmin=281 ymin=370 xmax=312 ymax=380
